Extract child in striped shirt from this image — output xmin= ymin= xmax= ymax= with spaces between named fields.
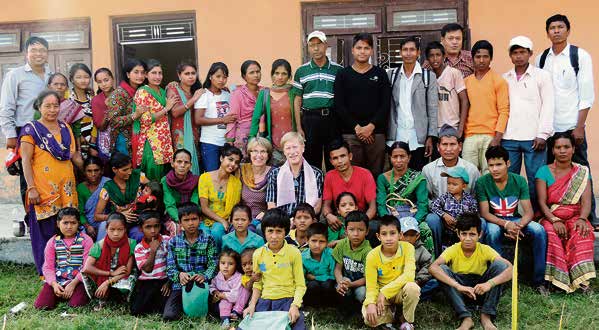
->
xmin=130 ymin=211 xmax=172 ymax=316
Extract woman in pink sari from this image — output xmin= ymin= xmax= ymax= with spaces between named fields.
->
xmin=536 ymin=132 xmax=595 ymax=293
xmin=226 ymin=60 xmax=262 ymax=158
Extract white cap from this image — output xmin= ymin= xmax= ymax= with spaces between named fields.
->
xmin=307 ymin=30 xmax=327 ymax=44
xmin=509 ymin=36 xmax=533 ymax=51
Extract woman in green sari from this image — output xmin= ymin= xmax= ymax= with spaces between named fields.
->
xmin=376 ymin=141 xmax=434 ymax=255
xmin=132 ymin=59 xmax=176 ymax=180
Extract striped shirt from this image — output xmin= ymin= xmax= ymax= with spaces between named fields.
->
xmin=292 ymin=58 xmax=343 ymax=110
xmin=134 ymin=235 xmax=170 ymax=280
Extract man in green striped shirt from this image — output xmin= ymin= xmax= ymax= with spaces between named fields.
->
xmin=292 ymin=30 xmax=343 ymax=170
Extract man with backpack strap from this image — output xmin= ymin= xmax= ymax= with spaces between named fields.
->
xmin=386 ymin=36 xmax=439 ymax=171
xmin=536 ymin=14 xmax=596 ymax=226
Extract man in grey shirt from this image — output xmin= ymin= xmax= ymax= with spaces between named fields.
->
xmin=0 ymin=36 xmax=51 ymax=236
xmin=0 ymin=36 xmax=51 ymax=148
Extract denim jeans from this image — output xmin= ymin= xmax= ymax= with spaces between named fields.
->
xmin=420 ymin=279 xmax=439 ymax=301
xmin=425 ymin=213 xmax=488 ymax=258
xmin=200 ymin=221 xmax=226 ymax=251
xmin=440 ymin=261 xmax=507 ymax=319
xmin=484 ymin=216 xmax=546 ymax=286
xmin=200 ymin=143 xmax=222 ymax=172
xmin=501 ymin=139 xmax=546 ymax=211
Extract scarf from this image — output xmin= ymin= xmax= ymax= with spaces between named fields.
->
xmin=84 ymin=177 xmax=110 ymax=225
xmin=240 ymin=163 xmax=270 ymax=191
xmin=120 ymin=81 xmax=136 ymax=98
xmin=174 ymin=84 xmax=201 ymax=175
xmin=276 ymin=159 xmax=318 ymax=207
xmin=389 ymin=168 xmax=425 ymax=198
xmin=93 ymin=236 xmax=130 ymax=286
xmin=58 ymin=99 xmax=85 ymax=124
xmin=103 ymin=169 xmax=141 ymax=207
xmin=166 ymin=170 xmax=199 ymax=203
xmin=18 ymin=121 xmax=72 ymax=161
xmin=91 ymin=93 xmax=112 ymax=160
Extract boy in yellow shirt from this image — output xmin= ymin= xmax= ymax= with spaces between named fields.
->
xmin=243 ymin=208 xmax=306 ymax=330
xmin=429 ymin=213 xmax=512 ymax=330
xmin=363 ymin=215 xmax=421 ymax=330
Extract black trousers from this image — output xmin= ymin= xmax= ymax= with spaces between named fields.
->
xmin=162 ymin=289 xmax=183 ymax=321
xmin=304 ymin=279 xmax=339 ymax=307
xmin=301 ymin=111 xmax=339 ymax=171
xmin=130 ymin=279 xmax=170 ymax=316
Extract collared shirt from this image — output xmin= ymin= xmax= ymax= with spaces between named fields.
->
xmin=423 ymin=50 xmax=474 ymax=78
xmin=322 ymin=166 xmax=376 ymax=211
xmin=535 ymin=43 xmax=595 ymax=132
xmin=253 ymin=241 xmax=307 ymax=307
xmin=0 ymin=63 xmax=52 ymax=138
xmin=301 ymin=247 xmax=336 ymax=282
xmin=292 ymin=57 xmax=343 ymax=110
xmin=502 ymin=64 xmax=555 ymax=140
xmin=392 ymin=62 xmax=423 ymax=150
xmin=286 ymin=229 xmax=309 ymax=252
xmin=421 ymin=157 xmax=480 ymax=201
xmin=166 ymin=231 xmax=218 ymax=290
xmin=265 ymin=163 xmax=324 ymax=217
xmin=430 ymin=191 xmax=479 ymax=218
xmin=221 ymin=231 xmax=265 ymax=254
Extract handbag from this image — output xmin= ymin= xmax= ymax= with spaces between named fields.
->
xmin=182 ymin=281 xmax=209 ymax=318
xmin=385 ymin=193 xmax=417 ymax=219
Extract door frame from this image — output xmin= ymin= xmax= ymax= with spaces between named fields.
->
xmin=110 ymin=11 xmax=197 ymax=83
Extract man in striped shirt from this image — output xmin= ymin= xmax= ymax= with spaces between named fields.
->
xmin=292 ymin=30 xmax=343 ymax=170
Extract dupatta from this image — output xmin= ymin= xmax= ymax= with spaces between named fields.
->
xmin=174 ymin=84 xmax=201 ymax=175
xmin=103 ymin=169 xmax=141 ymax=207
xmin=18 ymin=121 xmax=72 ymax=161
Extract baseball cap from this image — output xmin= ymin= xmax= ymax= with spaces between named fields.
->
xmin=509 ymin=36 xmax=533 ymax=51
xmin=307 ymin=30 xmax=327 ymax=44
xmin=441 ymin=166 xmax=470 ymax=184
xmin=399 ymin=216 xmax=420 ymax=233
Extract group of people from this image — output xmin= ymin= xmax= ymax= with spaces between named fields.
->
xmin=0 ymin=11 xmax=596 ymax=330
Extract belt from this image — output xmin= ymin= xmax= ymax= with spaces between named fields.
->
xmin=301 ymin=107 xmax=331 ymax=116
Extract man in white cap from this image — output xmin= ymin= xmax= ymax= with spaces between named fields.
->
xmin=292 ymin=30 xmax=343 ymax=171
xmin=502 ymin=35 xmax=554 ymax=212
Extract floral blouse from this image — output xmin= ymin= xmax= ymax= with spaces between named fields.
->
xmin=133 ymin=88 xmax=174 ymax=166
xmin=106 ymin=86 xmax=135 ymax=155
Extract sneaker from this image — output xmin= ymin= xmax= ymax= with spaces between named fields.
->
xmin=377 ymin=323 xmax=398 ymax=330
xmin=399 ymin=322 xmax=415 ymax=330
xmin=220 ymin=318 xmax=230 ymax=329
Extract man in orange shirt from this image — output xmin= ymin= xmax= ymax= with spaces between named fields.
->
xmin=462 ymin=40 xmax=510 ymax=173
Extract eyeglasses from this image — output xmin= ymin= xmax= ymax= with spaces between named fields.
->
xmin=250 ymin=150 xmax=268 ymax=155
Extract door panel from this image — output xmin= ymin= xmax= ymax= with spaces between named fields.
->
xmin=0 ymin=56 xmax=25 ymax=85
xmin=54 ymin=51 xmax=91 ymax=76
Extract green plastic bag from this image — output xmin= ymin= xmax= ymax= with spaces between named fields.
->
xmin=182 ymin=281 xmax=209 ymax=318
xmin=238 ymin=311 xmax=291 ymax=330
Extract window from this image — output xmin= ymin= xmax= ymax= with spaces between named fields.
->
xmin=313 ymin=14 xmax=377 ymax=30
xmin=30 ymin=30 xmax=86 ymax=49
xmin=392 ymin=9 xmax=457 ymax=27
xmin=118 ymin=20 xmax=194 ymax=44
xmin=0 ymin=30 xmax=21 ymax=53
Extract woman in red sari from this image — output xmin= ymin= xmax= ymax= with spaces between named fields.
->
xmin=536 ymin=132 xmax=595 ymax=293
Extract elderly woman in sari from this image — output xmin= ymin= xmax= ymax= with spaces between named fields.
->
xmin=162 ymin=148 xmax=199 ymax=224
xmin=77 ymin=156 xmax=110 ymax=241
xmin=376 ymin=141 xmax=433 ymax=254
xmin=19 ymin=90 xmax=82 ymax=274
xmin=132 ymin=59 xmax=175 ymax=180
xmin=537 ymin=132 xmax=596 ymax=293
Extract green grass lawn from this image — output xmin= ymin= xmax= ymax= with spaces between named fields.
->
xmin=1 ymin=262 xmax=599 ymax=329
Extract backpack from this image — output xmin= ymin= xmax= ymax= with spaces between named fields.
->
xmin=390 ymin=64 xmax=431 ymax=106
xmin=539 ymin=44 xmax=579 ymax=76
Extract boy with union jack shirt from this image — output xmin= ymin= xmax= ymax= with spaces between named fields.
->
xmin=476 ymin=146 xmax=548 ymax=294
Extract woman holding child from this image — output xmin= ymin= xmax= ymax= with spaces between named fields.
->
xmin=537 ymin=132 xmax=596 ymax=293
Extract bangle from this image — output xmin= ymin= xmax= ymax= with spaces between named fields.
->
xmin=487 ymin=279 xmax=497 ymax=288
xmin=26 ymin=186 xmax=37 ymax=193
xmin=578 ymin=217 xmax=587 ymax=222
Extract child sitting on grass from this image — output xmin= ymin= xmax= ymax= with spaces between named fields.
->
xmin=82 ymin=212 xmax=136 ymax=310
xmin=130 ymin=211 xmax=172 ymax=316
xmin=302 ymin=222 xmax=337 ymax=307
xmin=286 ymin=203 xmax=316 ymax=251
xmin=35 ymin=207 xmax=93 ymax=310
xmin=244 ymin=208 xmax=306 ymax=330
xmin=429 ymin=167 xmax=478 ymax=258
xmin=429 ymin=213 xmax=513 ymax=330
xmin=328 ymin=192 xmax=358 ymax=248
xmin=333 ymin=211 xmax=371 ymax=315
xmin=164 ymin=202 xmax=218 ymax=321
xmin=399 ymin=216 xmax=436 ymax=301
xmin=222 ymin=204 xmax=265 ymax=254
xmin=363 ymin=215 xmax=420 ymax=330
xmin=210 ymin=249 xmax=245 ymax=328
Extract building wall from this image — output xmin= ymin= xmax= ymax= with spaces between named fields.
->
xmin=0 ymin=0 xmax=597 ymax=185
